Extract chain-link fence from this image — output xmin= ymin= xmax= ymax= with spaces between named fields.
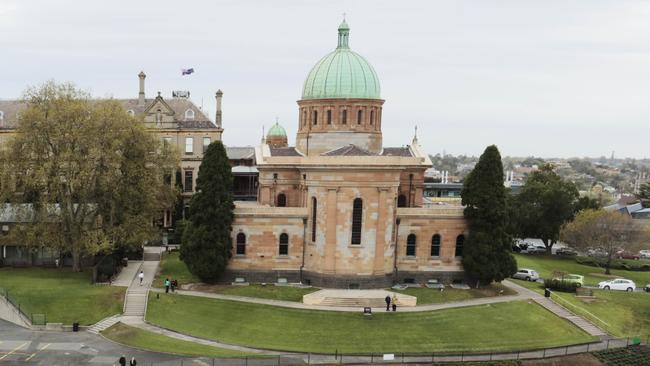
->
xmin=0 ymin=287 xmax=46 ymax=325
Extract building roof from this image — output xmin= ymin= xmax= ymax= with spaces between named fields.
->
xmin=269 ymin=147 xmax=302 ymax=157
xmin=301 ymin=21 xmax=380 ymax=100
xmin=0 ymin=96 xmax=216 ymax=130
xmin=322 ymin=144 xmax=375 ymax=156
xmin=226 ymin=146 xmax=256 ymax=160
xmin=604 ymin=202 xmax=644 ymax=215
xmin=381 ymin=147 xmax=412 ymax=157
xmin=267 ymin=122 xmax=287 ymax=137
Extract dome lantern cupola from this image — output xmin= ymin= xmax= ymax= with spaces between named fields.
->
xmin=266 ymin=119 xmax=288 ymax=148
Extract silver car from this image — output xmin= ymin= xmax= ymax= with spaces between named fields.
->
xmin=512 ymin=268 xmax=540 ymax=281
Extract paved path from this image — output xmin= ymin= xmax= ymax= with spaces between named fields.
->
xmin=110 ymin=260 xmax=142 ymax=287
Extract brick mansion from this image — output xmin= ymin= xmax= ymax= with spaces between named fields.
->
xmin=0 ymin=21 xmax=468 ymax=288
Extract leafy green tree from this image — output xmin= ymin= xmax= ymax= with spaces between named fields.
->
xmin=574 ymin=196 xmax=600 ymax=213
xmin=0 ymin=81 xmax=177 ymax=271
xmin=180 ymin=141 xmax=234 ymax=282
xmin=461 ymin=145 xmax=517 ymax=286
xmin=639 ymin=182 xmax=650 ymax=208
xmin=511 ymin=164 xmax=579 ymax=252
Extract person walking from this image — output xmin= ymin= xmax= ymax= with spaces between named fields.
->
xmin=138 ymin=270 xmax=144 ymax=286
xmin=129 ymin=356 xmax=137 ymax=366
xmin=392 ymin=294 xmax=398 ymax=312
xmin=164 ymin=278 xmax=170 ymax=293
xmin=171 ymin=279 xmax=177 ymax=292
xmin=118 ymin=355 xmax=126 ymax=366
xmin=384 ymin=295 xmax=391 ymax=311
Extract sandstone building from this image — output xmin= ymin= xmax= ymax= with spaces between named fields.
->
xmin=227 ymin=20 xmax=468 ymax=288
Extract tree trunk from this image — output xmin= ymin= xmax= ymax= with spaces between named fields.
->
xmin=605 ymin=253 xmax=612 ymax=275
xmin=542 ymin=238 xmax=551 ymax=253
xmin=72 ymin=248 xmax=81 ymax=272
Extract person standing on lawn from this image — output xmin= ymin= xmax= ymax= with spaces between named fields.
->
xmin=164 ymin=278 xmax=170 ymax=293
xmin=384 ymin=295 xmax=391 ymax=311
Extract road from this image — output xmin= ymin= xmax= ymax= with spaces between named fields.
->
xmin=0 ymin=319 xmax=191 ymax=365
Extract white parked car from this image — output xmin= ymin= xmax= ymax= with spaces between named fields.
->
xmin=526 ymin=244 xmax=547 ymax=254
xmin=598 ymin=278 xmax=636 ymax=292
xmin=512 ymin=268 xmax=540 ymax=281
xmin=639 ymin=250 xmax=650 ymax=259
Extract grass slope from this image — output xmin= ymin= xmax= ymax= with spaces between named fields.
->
xmin=0 ymin=267 xmax=125 ymax=325
xmin=147 ymin=294 xmax=595 ymax=353
xmin=153 ymin=251 xmax=198 ymax=288
xmin=513 ymin=254 xmax=650 ymax=337
xmin=395 ymin=283 xmax=516 ymax=305
xmin=102 ymin=323 xmax=257 ymax=358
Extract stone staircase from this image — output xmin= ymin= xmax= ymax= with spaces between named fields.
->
xmin=87 ymin=314 xmax=121 ymax=334
xmin=534 ymin=297 xmax=607 ymax=337
xmin=318 ymin=297 xmax=388 ymax=307
xmin=123 ymin=287 xmax=148 ymax=317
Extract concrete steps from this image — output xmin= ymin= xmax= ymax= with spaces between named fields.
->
xmin=534 ymin=298 xmax=606 ymax=337
xmin=87 ymin=315 xmax=120 ymax=334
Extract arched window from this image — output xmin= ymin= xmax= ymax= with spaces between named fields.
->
xmin=156 ymin=109 xmax=162 ymax=124
xmin=185 ymin=109 xmax=195 ymax=120
xmin=351 ymin=198 xmax=363 ymax=245
xmin=357 ymin=110 xmax=363 ymax=125
xmin=236 ymin=233 xmax=246 ymax=255
xmin=406 ymin=234 xmax=417 ymax=256
xmin=313 ymin=110 xmax=318 ymax=125
xmin=431 ymin=234 xmax=441 ymax=257
xmin=127 ymin=110 xmax=135 ymax=117
xmin=311 ymin=197 xmax=317 ymax=242
xmin=397 ymin=194 xmax=407 ymax=208
xmin=455 ymin=234 xmax=465 ymax=257
xmin=279 ymin=233 xmax=289 ymax=255
xmin=303 ymin=110 xmax=307 ymax=126
xmin=327 ymin=110 xmax=332 ymax=125
xmin=341 ymin=109 xmax=347 ymax=124
xmin=277 ymin=193 xmax=287 ymax=207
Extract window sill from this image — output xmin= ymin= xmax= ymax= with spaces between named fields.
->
xmin=403 ymin=256 xmax=417 ymax=260
xmin=274 ymin=255 xmax=291 ymax=260
xmin=348 ymin=244 xmax=363 ymax=248
xmin=234 ymin=254 xmax=246 ymax=258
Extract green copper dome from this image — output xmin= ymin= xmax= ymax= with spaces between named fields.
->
xmin=267 ymin=122 xmax=287 ymax=137
xmin=301 ymin=20 xmax=381 ymax=100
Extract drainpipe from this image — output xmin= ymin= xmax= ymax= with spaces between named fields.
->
xmin=393 ymin=218 xmax=400 ymax=284
xmin=300 ymin=218 xmax=307 ymax=284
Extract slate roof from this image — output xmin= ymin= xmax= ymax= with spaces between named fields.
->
xmin=322 ymin=144 xmax=375 ymax=156
xmin=0 ymin=97 xmax=217 ymax=130
xmin=270 ymin=147 xmax=302 ymax=157
xmin=381 ymin=147 xmax=412 ymax=157
xmin=226 ymin=147 xmax=256 ymax=160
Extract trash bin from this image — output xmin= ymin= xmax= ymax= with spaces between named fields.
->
xmin=72 ymin=322 xmax=79 ymax=332
xmin=544 ymin=288 xmax=551 ymax=298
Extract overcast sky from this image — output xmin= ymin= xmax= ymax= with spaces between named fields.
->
xmin=2 ymin=1 xmax=649 ymax=158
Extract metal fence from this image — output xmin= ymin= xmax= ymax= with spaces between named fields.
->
xmin=0 ymin=287 xmax=46 ymax=325
xmin=118 ymin=335 xmax=650 ymax=366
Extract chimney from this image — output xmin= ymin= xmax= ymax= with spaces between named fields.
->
xmin=138 ymin=71 xmax=146 ymax=107
xmin=215 ymin=90 xmax=223 ymax=128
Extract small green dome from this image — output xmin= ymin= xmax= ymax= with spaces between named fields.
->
xmin=267 ymin=122 xmax=287 ymax=137
xmin=301 ymin=21 xmax=380 ymax=100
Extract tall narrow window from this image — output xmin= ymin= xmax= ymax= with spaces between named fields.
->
xmin=455 ymin=234 xmax=465 ymax=257
xmin=357 ymin=110 xmax=362 ymax=125
xmin=341 ymin=109 xmax=347 ymax=124
xmin=406 ymin=234 xmax=416 ymax=256
xmin=303 ymin=110 xmax=307 ymax=126
xmin=313 ymin=110 xmax=318 ymax=125
xmin=370 ymin=110 xmax=374 ymax=125
xmin=397 ymin=194 xmax=407 ymax=208
xmin=236 ymin=233 xmax=246 ymax=255
xmin=184 ymin=171 xmax=193 ymax=192
xmin=156 ymin=109 xmax=162 ymax=125
xmin=431 ymin=234 xmax=441 ymax=257
xmin=327 ymin=110 xmax=332 ymax=124
xmin=311 ymin=197 xmax=317 ymax=242
xmin=351 ymin=198 xmax=363 ymax=245
xmin=277 ymin=193 xmax=287 ymax=207
xmin=279 ymin=233 xmax=289 ymax=255
xmin=203 ymin=137 xmax=211 ymax=153
xmin=185 ymin=137 xmax=194 ymax=154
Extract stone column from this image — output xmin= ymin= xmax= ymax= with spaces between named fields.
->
xmin=324 ymin=188 xmax=338 ymax=274
xmin=374 ymin=188 xmax=388 ymax=274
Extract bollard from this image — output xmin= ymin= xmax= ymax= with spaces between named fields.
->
xmin=307 ymin=353 xmax=310 ymax=365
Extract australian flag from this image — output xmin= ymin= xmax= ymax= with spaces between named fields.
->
xmin=181 ymin=68 xmax=194 ymax=76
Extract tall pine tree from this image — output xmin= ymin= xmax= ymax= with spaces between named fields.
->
xmin=180 ymin=141 xmax=234 ymax=282
xmin=461 ymin=145 xmax=517 ymax=286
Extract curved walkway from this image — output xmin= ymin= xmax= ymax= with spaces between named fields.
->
xmin=150 ymin=281 xmax=533 ymax=313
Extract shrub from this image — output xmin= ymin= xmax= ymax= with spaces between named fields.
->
xmin=543 ymin=278 xmax=580 ymax=292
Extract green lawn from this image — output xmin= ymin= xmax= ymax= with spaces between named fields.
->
xmin=513 ymin=254 xmax=650 ymax=286
xmin=394 ymin=283 xmax=516 ymax=305
xmin=147 ymin=294 xmax=595 ymax=353
xmin=513 ymin=254 xmax=650 ymax=337
xmin=0 ymin=267 xmax=125 ymax=325
xmin=217 ymin=285 xmax=319 ymax=302
xmin=153 ymin=251 xmax=198 ymax=288
xmin=101 ymin=322 xmax=259 ymax=358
